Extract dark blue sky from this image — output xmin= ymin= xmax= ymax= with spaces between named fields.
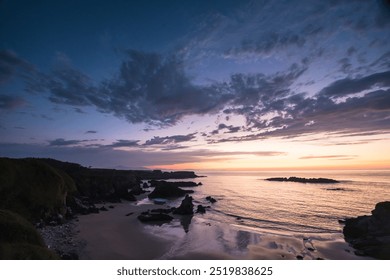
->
xmin=1 ymin=0 xmax=389 ymax=169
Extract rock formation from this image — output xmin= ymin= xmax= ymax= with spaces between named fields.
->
xmin=343 ymin=201 xmax=390 ymax=259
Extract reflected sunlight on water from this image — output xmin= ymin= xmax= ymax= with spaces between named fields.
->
xmin=186 ymin=170 xmax=390 ymax=235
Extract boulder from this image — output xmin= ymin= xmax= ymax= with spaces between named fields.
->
xmin=206 ymin=196 xmax=217 ymax=203
xmin=148 ymin=185 xmax=193 ymax=199
xmin=173 ymin=195 xmax=194 ymax=215
xmin=196 ymin=205 xmax=206 ymax=214
xmin=266 ymin=177 xmax=339 ymax=184
xmin=137 ymin=213 xmax=174 ymax=223
xmin=343 ymin=201 xmax=390 ymax=259
xmin=149 ymin=180 xmax=199 ymax=188
xmin=130 ymin=184 xmax=145 ymax=195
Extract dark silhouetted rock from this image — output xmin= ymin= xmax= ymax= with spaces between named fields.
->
xmin=326 ymin=187 xmax=349 ymax=191
xmin=121 ymin=193 xmax=137 ymax=201
xmin=125 ymin=212 xmax=134 ymax=216
xmin=173 ymin=195 xmax=194 ymax=215
xmin=99 ymin=206 xmax=108 ymax=211
xmin=137 ymin=213 xmax=174 ymax=223
xmin=197 ymin=205 xmax=206 ymax=214
xmin=142 ymin=182 xmax=149 ymax=188
xmin=148 ymin=185 xmax=193 ymax=199
xmin=130 ymin=183 xmax=145 ymax=195
xmin=266 ymin=177 xmax=339 ymax=184
xmin=206 ymin=196 xmax=217 ymax=203
xmin=343 ymin=201 xmax=390 ymax=259
xmin=149 ymin=180 xmax=199 ymax=188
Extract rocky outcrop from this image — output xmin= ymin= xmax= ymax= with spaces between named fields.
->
xmin=266 ymin=177 xmax=339 ymax=184
xmin=148 ymin=185 xmax=194 ymax=199
xmin=173 ymin=195 xmax=194 ymax=215
xmin=206 ymin=196 xmax=217 ymax=203
xmin=343 ymin=201 xmax=390 ymax=259
xmin=196 ymin=205 xmax=207 ymax=214
xmin=149 ymin=180 xmax=199 ymax=188
xmin=137 ymin=212 xmax=174 ymax=223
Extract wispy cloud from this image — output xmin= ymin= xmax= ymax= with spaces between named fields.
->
xmin=144 ymin=133 xmax=197 ymax=146
xmin=0 ymin=94 xmax=26 ymax=110
xmin=299 ymin=155 xmax=358 ymax=160
xmin=48 ymin=138 xmax=90 ymax=146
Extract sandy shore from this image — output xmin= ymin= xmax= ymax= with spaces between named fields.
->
xmin=75 ymin=201 xmax=174 ymax=259
xmin=74 ymin=199 xmax=372 ymax=260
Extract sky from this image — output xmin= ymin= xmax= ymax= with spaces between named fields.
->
xmin=0 ymin=0 xmax=389 ymax=170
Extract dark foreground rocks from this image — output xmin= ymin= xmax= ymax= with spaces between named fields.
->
xmin=137 ymin=213 xmax=174 ymax=223
xmin=266 ymin=177 xmax=339 ymax=184
xmin=343 ymin=201 xmax=390 ymax=259
xmin=148 ymin=185 xmax=194 ymax=199
xmin=173 ymin=195 xmax=194 ymax=215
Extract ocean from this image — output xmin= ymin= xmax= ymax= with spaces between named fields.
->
xmin=189 ymin=170 xmax=390 ymax=235
xmin=139 ymin=170 xmax=390 ymax=259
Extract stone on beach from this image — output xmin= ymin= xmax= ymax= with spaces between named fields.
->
xmin=137 ymin=212 xmax=174 ymax=223
xmin=148 ymin=185 xmax=193 ymax=199
xmin=206 ymin=196 xmax=217 ymax=203
xmin=173 ymin=195 xmax=194 ymax=215
xmin=343 ymin=201 xmax=390 ymax=259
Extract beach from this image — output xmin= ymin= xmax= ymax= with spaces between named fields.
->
xmin=37 ymin=169 xmax=388 ymax=260
xmin=73 ymin=200 xmax=371 ymax=260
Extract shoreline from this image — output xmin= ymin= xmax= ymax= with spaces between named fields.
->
xmin=53 ymin=200 xmax=372 ymax=260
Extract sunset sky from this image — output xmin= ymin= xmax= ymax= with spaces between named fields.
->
xmin=0 ymin=0 xmax=389 ymax=170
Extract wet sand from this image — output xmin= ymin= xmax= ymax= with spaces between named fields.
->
xmin=75 ymin=200 xmax=372 ymax=260
xmin=76 ymin=202 xmax=174 ymax=259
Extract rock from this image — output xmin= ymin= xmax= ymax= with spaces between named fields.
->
xmin=266 ymin=177 xmax=339 ymax=184
xmin=137 ymin=213 xmax=174 ymax=223
xmin=296 ymin=255 xmax=304 ymax=260
xmin=343 ymin=201 xmax=390 ymax=259
xmin=130 ymin=183 xmax=145 ymax=195
xmin=148 ymin=185 xmax=193 ymax=199
xmin=149 ymin=180 xmax=199 ymax=188
xmin=173 ymin=195 xmax=194 ymax=215
xmin=108 ymin=205 xmax=114 ymax=209
xmin=125 ymin=212 xmax=134 ymax=216
xmin=196 ymin=205 xmax=207 ymax=214
xmin=206 ymin=196 xmax=217 ymax=203
xmin=326 ymin=187 xmax=348 ymax=191
xmin=122 ymin=193 xmax=137 ymax=201
xmin=99 ymin=206 xmax=108 ymax=211
xmin=142 ymin=182 xmax=149 ymax=188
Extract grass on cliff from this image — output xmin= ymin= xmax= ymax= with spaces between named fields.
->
xmin=0 ymin=210 xmax=58 ymax=259
xmin=0 ymin=158 xmax=76 ymax=222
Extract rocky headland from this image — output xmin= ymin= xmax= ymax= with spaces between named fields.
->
xmin=266 ymin=176 xmax=339 ymax=184
xmin=343 ymin=201 xmax=390 ymax=259
xmin=0 ymin=157 xmax=201 ymax=259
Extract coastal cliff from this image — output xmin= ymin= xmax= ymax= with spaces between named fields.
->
xmin=0 ymin=157 xmax=199 ymax=259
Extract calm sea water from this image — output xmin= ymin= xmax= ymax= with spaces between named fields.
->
xmin=174 ymin=170 xmax=390 ymax=236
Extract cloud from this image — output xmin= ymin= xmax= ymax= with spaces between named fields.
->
xmin=48 ymin=138 xmax=88 ymax=146
xmin=319 ymin=71 xmax=390 ymax=97
xmin=0 ymin=142 xmax=285 ymax=169
xmin=85 ymin=130 xmax=97 ymax=134
xmin=27 ymin=50 xmax=232 ymax=126
xmin=107 ymin=139 xmax=140 ymax=148
xmin=0 ymin=50 xmax=34 ymax=83
xmin=0 ymin=94 xmax=26 ymax=110
xmin=299 ymin=155 xmax=357 ymax=160
xmin=144 ymin=133 xmax=197 ymax=146
xmin=211 ymin=123 xmax=242 ymax=135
